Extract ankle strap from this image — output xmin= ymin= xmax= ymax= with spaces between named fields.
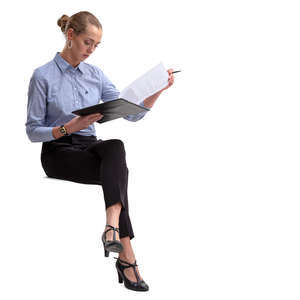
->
xmin=114 ymin=257 xmax=138 ymax=267
xmin=105 ymin=224 xmax=119 ymax=231
xmin=114 ymin=257 xmax=141 ymax=282
xmin=105 ymin=225 xmax=120 ymax=241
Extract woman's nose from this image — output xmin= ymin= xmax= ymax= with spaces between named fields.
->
xmin=87 ymin=45 xmax=95 ymax=53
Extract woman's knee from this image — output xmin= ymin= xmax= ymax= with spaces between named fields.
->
xmin=93 ymin=139 xmax=126 ymax=158
xmin=107 ymin=139 xmax=125 ymax=150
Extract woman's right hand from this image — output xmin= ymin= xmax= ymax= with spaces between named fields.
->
xmin=65 ymin=113 xmax=103 ymax=134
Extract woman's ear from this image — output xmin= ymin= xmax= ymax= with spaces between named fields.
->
xmin=67 ymin=28 xmax=74 ymax=41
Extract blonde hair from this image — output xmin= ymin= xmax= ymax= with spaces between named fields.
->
xmin=57 ymin=11 xmax=102 ymax=36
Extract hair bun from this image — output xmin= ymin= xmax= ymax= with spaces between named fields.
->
xmin=57 ymin=15 xmax=69 ymax=33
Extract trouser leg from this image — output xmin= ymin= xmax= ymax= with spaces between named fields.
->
xmin=86 ymin=139 xmax=134 ymax=239
xmin=41 ymin=136 xmax=135 ymax=240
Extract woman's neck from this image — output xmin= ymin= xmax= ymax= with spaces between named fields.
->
xmin=59 ymin=49 xmax=80 ymax=68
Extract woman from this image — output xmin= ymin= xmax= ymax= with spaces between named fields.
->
xmin=25 ymin=11 xmax=174 ymax=292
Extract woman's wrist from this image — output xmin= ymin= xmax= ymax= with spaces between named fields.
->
xmin=52 ymin=126 xmax=64 ymax=139
xmin=52 ymin=124 xmax=73 ymax=139
xmin=64 ymin=123 xmax=73 ymax=135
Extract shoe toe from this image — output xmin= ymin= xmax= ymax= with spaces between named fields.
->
xmin=138 ymin=280 xmax=149 ymax=291
xmin=140 ymin=280 xmax=149 ymax=291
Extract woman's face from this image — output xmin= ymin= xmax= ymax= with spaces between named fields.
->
xmin=68 ymin=24 xmax=102 ymax=61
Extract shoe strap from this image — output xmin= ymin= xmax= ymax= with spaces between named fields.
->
xmin=114 ymin=257 xmax=141 ymax=283
xmin=104 ymin=225 xmax=119 ymax=241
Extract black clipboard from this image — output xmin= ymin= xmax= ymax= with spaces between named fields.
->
xmin=72 ymin=98 xmax=150 ymax=124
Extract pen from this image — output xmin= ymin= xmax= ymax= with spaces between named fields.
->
xmin=172 ymin=70 xmax=181 ymax=74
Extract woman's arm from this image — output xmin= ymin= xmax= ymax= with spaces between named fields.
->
xmin=52 ymin=114 xmax=103 ymax=139
xmin=97 ymin=67 xmax=148 ymax=122
xmin=97 ymin=67 xmax=175 ymax=121
xmin=143 ymin=90 xmax=163 ymax=109
xmin=25 ymin=71 xmax=56 ymax=143
xmin=143 ymin=68 xmax=175 ymax=109
xmin=52 ymin=126 xmax=67 ymax=139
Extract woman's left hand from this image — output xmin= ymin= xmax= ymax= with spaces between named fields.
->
xmin=160 ymin=69 xmax=175 ymax=92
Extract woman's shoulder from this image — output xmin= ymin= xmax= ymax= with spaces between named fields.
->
xmin=31 ymin=58 xmax=57 ymax=81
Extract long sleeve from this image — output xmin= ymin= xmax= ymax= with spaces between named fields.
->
xmin=25 ymin=70 xmax=55 ymax=143
xmin=123 ymin=99 xmax=149 ymax=122
xmin=99 ymin=68 xmax=150 ymax=122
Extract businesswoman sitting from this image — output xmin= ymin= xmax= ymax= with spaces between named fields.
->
xmin=25 ymin=11 xmax=174 ymax=292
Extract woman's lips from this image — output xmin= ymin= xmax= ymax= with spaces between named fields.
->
xmin=83 ymin=54 xmax=89 ymax=58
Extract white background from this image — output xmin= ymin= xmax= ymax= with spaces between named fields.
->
xmin=0 ymin=0 xmax=299 ymax=299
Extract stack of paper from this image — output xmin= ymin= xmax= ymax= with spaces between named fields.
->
xmin=120 ymin=62 xmax=169 ymax=105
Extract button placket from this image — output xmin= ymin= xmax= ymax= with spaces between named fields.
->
xmin=72 ymin=73 xmax=80 ymax=107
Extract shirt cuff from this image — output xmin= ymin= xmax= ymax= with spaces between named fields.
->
xmin=139 ymin=100 xmax=151 ymax=110
xmin=27 ymin=126 xmax=55 ymax=143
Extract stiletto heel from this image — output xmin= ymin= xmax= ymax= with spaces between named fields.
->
xmin=101 ymin=224 xmax=123 ymax=258
xmin=117 ymin=271 xmax=123 ymax=283
xmin=114 ymin=257 xmax=149 ymax=292
xmin=104 ymin=249 xmax=109 ymax=257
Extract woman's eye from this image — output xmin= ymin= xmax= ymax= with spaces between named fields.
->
xmin=84 ymin=40 xmax=100 ymax=48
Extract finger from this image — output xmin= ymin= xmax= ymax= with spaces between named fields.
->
xmin=93 ymin=114 xmax=103 ymax=120
xmin=89 ymin=113 xmax=102 ymax=119
xmin=88 ymin=117 xmax=99 ymax=123
xmin=91 ymin=117 xmax=101 ymax=124
xmin=87 ymin=114 xmax=96 ymax=121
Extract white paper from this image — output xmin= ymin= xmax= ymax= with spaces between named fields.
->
xmin=120 ymin=62 xmax=169 ymax=105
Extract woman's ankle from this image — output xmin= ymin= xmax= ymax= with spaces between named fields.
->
xmin=119 ymin=251 xmax=135 ymax=262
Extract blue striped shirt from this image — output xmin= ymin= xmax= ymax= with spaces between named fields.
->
xmin=25 ymin=52 xmax=149 ymax=142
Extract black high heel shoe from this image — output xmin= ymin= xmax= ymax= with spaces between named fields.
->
xmin=114 ymin=257 xmax=149 ymax=292
xmin=101 ymin=224 xmax=123 ymax=257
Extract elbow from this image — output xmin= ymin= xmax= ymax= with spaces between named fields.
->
xmin=26 ymin=127 xmax=41 ymax=143
xmin=25 ymin=123 xmax=55 ymax=143
xmin=123 ymin=115 xmax=136 ymax=122
xmin=124 ymin=116 xmax=139 ymax=122
xmin=129 ymin=117 xmax=140 ymax=122
xmin=123 ymin=113 xmax=146 ymax=122
xmin=26 ymin=132 xmax=39 ymax=143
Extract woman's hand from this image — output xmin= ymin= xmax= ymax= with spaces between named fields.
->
xmin=143 ymin=69 xmax=176 ymax=109
xmin=65 ymin=113 xmax=103 ymax=134
xmin=160 ymin=69 xmax=175 ymax=92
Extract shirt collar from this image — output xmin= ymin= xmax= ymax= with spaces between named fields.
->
xmin=54 ymin=52 xmax=86 ymax=74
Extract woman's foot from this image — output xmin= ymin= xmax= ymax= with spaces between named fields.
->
xmin=118 ymin=237 xmax=144 ymax=282
xmin=118 ymin=254 xmax=143 ymax=282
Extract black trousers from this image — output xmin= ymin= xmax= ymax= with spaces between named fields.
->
xmin=40 ymin=133 xmax=134 ymax=240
